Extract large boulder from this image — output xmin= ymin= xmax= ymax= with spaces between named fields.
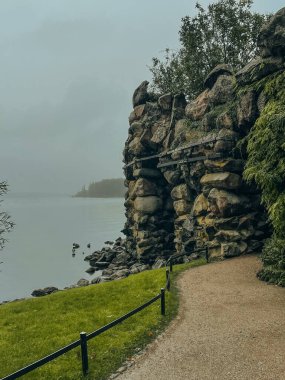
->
xmin=237 ymin=90 xmax=258 ymax=132
xmin=132 ymin=81 xmax=150 ymax=107
xmin=204 ymin=159 xmax=244 ymax=174
xmin=134 ymin=196 xmax=162 ymax=214
xmin=236 ymin=56 xmax=284 ymax=86
xmin=204 ymin=64 xmax=233 ymax=89
xmin=209 ymin=75 xmax=235 ymax=106
xmin=208 ymin=188 xmax=250 ymax=217
xmin=31 ymin=286 xmax=59 ymax=297
xmin=200 ymin=172 xmax=242 ymax=190
xmin=257 ymin=7 xmax=285 ymax=58
xmin=133 ymin=168 xmax=161 ymax=179
xmin=185 ymin=89 xmax=210 ymax=121
xmin=132 ymin=178 xmax=158 ymax=197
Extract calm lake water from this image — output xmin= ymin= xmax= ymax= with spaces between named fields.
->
xmin=0 ymin=193 xmax=125 ymax=302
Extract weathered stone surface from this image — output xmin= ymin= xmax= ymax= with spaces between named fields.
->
xmin=215 ymin=230 xmax=242 ymax=242
xmin=192 ymin=194 xmax=209 ymax=217
xmin=151 ymin=124 xmax=168 ymax=144
xmin=163 ymin=170 xmax=181 ymax=185
xmin=31 ymin=287 xmax=59 ymax=297
xmin=216 ymin=111 xmax=235 ymax=130
xmin=132 ymin=178 xmax=158 ymax=197
xmin=200 ymin=172 xmax=242 ymax=190
xmin=173 ymin=200 xmax=192 ymax=216
xmin=174 ymin=119 xmax=188 ymax=138
xmin=158 ymin=93 xmax=173 ymax=111
xmin=208 ymin=188 xmax=250 ymax=217
xmin=236 ymin=56 xmax=284 ymax=86
xmin=208 ymin=75 xmax=235 ymax=106
xmin=152 ymin=258 xmax=166 ymax=269
xmin=221 ymin=242 xmax=247 ymax=258
xmin=257 ymin=7 xmax=285 ymax=57
xmin=171 ymin=184 xmax=191 ymax=201
xmin=133 ymin=104 xmax=146 ymax=119
xmin=132 ymin=81 xmax=149 ymax=107
xmin=133 ymin=168 xmax=161 ymax=179
xmin=214 ymin=129 xmax=239 ymax=153
xmin=237 ymin=90 xmax=258 ymax=131
xmin=204 ymin=64 xmax=233 ymax=89
xmin=129 ymin=121 xmax=143 ymax=135
xmin=134 ymin=196 xmax=162 ymax=214
xmin=257 ymin=91 xmax=269 ymax=113
xmin=185 ymin=90 xmax=210 ymax=120
xmin=128 ymin=137 xmax=145 ymax=156
xmin=204 ymin=159 xmax=244 ymax=173
xmin=77 ymin=279 xmax=89 ymax=287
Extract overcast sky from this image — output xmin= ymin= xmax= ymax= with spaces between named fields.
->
xmin=0 ymin=0 xmax=283 ymax=194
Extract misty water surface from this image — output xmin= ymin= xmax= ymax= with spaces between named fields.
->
xmin=0 ymin=193 xmax=125 ymax=302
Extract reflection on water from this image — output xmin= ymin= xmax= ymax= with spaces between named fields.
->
xmin=0 ymin=193 xmax=125 ymax=302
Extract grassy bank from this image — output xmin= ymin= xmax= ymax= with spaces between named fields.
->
xmin=0 ymin=259 xmax=206 ymax=380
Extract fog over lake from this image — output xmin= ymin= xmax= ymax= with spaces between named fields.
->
xmin=0 ymin=194 xmax=125 ymax=302
xmin=0 ymin=0 xmax=283 ymax=301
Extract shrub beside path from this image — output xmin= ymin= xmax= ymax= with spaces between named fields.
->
xmin=117 ymin=255 xmax=285 ymax=380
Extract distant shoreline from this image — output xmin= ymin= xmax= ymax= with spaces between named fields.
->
xmin=74 ymin=178 xmax=125 ymax=198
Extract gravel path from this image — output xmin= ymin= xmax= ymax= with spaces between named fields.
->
xmin=117 ymin=255 xmax=285 ymax=380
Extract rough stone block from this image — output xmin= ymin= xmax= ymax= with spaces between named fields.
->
xmin=171 ymin=184 xmax=191 ymax=201
xmin=208 ymin=188 xmax=250 ymax=217
xmin=192 ymin=194 xmax=209 ymax=216
xmin=134 ymin=196 xmax=162 ymax=214
xmin=173 ymin=200 xmax=192 ymax=216
xmin=200 ymin=172 xmax=242 ymax=190
xmin=133 ymin=168 xmax=161 ymax=179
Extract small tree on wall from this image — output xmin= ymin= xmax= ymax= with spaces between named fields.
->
xmin=0 ymin=181 xmax=14 ymax=250
xmin=149 ymin=0 xmax=269 ymax=99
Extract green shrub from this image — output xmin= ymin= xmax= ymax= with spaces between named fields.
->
xmin=244 ymin=71 xmax=285 ymax=286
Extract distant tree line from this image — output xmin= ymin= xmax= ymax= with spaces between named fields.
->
xmin=74 ymin=178 xmax=125 ymax=198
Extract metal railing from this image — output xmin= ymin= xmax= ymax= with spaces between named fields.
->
xmin=1 ymin=248 xmax=207 ymax=379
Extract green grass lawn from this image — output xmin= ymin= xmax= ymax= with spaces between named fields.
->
xmin=0 ymin=259 xmax=206 ymax=380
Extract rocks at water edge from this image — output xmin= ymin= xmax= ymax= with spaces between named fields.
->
xmin=31 ymin=286 xmax=59 ymax=297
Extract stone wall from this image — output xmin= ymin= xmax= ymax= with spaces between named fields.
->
xmin=123 ymin=8 xmax=285 ymax=264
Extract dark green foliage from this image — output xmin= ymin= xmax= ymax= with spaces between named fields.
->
xmin=244 ymin=71 xmax=285 ymax=286
xmin=257 ymin=236 xmax=285 ymax=287
xmin=149 ymin=0 xmax=268 ymax=99
xmin=0 ymin=181 xmax=14 ymax=250
xmin=75 ymin=178 xmax=125 ymax=198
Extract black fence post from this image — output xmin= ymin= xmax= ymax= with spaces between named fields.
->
xmin=80 ymin=332 xmax=89 ymax=376
xmin=170 ymin=259 xmax=173 ymax=272
xmin=160 ymin=288 xmax=165 ymax=316
xmin=166 ymin=269 xmax=170 ymax=291
xmin=206 ymin=246 xmax=209 ymax=263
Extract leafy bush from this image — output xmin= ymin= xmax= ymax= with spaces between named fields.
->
xmin=244 ymin=72 xmax=285 ymax=286
xmin=149 ymin=0 xmax=268 ymax=99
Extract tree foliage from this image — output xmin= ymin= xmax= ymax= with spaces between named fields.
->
xmin=149 ymin=0 xmax=268 ymax=99
xmin=244 ymin=72 xmax=285 ymax=286
xmin=0 ymin=181 xmax=14 ymax=250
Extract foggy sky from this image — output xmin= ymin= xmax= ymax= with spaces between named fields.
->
xmin=0 ymin=0 xmax=283 ymax=194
